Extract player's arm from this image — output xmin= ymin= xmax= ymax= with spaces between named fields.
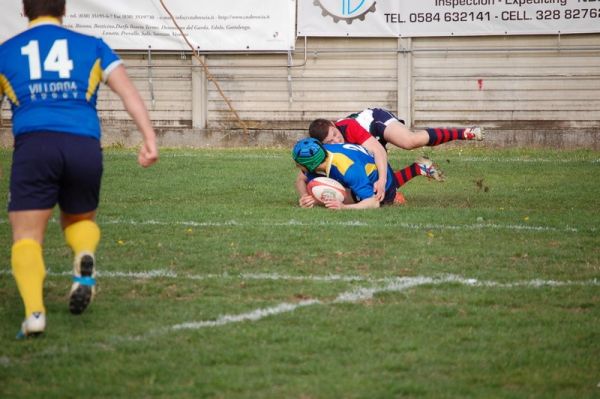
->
xmin=324 ymin=196 xmax=379 ymax=210
xmin=295 ymin=171 xmax=317 ymax=208
xmin=344 ymin=121 xmax=387 ymax=202
xmin=106 ymin=65 xmax=158 ymax=168
xmin=323 ymin=172 xmax=380 ymax=210
xmin=359 ymin=137 xmax=388 ymax=202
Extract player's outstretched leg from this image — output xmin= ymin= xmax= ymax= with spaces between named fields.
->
xmin=416 ymin=156 xmax=445 ymax=181
xmin=464 ymin=126 xmax=485 ymax=141
xmin=394 ymin=157 xmax=446 ymax=186
xmin=425 ymin=126 xmax=485 ymax=146
xmin=383 ymin=122 xmax=484 ymax=150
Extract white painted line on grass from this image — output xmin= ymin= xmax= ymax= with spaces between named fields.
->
xmin=0 ymin=218 xmax=595 ymax=234
xmin=1 ymin=272 xmax=598 ymax=360
xmin=46 ymin=217 xmax=587 ymax=233
xmin=121 ymin=274 xmax=598 ymax=342
xmin=171 ymin=299 xmax=321 ymax=331
xmin=102 ymin=152 xmax=599 ymax=164
xmin=457 ymin=157 xmax=598 ymax=164
xmin=125 ymin=276 xmax=443 ymax=341
xmin=334 ymin=276 xmax=436 ymax=303
xmin=0 ymin=269 xmax=374 ymax=282
xmin=104 ymin=152 xmax=286 ymax=160
xmin=1 ymin=269 xmax=598 ymax=289
xmin=104 ymin=218 xmax=590 ymax=233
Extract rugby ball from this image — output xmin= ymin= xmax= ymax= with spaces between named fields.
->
xmin=307 ymin=177 xmax=346 ymax=204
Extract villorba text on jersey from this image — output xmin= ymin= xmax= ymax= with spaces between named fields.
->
xmin=29 ymin=80 xmax=78 ymax=100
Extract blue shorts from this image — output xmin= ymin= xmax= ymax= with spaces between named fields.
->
xmin=381 ymin=174 xmax=400 ymax=206
xmin=349 ymin=175 xmax=399 ymax=206
xmin=8 ymin=132 xmax=103 ymax=213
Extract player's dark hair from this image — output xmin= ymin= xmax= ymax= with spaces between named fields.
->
xmin=308 ymin=119 xmax=334 ymax=142
xmin=23 ymin=0 xmax=66 ymax=20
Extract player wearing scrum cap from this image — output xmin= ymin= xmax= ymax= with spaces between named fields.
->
xmin=292 ymin=138 xmax=443 ymax=210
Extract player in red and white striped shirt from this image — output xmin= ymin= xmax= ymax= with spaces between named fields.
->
xmin=308 ymin=107 xmax=483 ymax=201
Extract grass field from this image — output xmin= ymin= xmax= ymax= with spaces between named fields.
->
xmin=0 ymin=146 xmax=599 ymax=398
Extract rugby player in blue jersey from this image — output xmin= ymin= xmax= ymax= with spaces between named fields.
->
xmin=1 ymin=0 xmax=158 ymax=338
xmin=292 ymin=138 xmax=443 ymax=210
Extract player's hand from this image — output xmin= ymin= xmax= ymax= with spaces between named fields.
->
xmin=138 ymin=141 xmax=158 ymax=168
xmin=373 ymin=178 xmax=386 ymax=202
xmin=323 ymin=198 xmax=344 ymax=210
xmin=299 ymin=194 xmax=316 ymax=208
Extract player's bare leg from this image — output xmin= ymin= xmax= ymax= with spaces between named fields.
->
xmin=383 ymin=122 xmax=429 ymax=150
xmin=384 ymin=122 xmax=484 ymax=149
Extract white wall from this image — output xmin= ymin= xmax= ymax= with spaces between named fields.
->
xmin=2 ymin=33 xmax=599 ymax=148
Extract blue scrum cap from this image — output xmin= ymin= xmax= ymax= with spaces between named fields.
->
xmin=292 ymin=137 xmax=327 ymax=172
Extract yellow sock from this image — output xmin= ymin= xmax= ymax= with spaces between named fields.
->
xmin=64 ymin=220 xmax=101 ymax=255
xmin=11 ymin=239 xmax=46 ymax=317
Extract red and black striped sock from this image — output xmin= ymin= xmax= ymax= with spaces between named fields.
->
xmin=426 ymin=127 xmax=467 ymax=146
xmin=394 ymin=163 xmax=422 ymax=187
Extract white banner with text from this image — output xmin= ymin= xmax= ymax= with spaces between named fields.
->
xmin=298 ymin=0 xmax=600 ymax=37
xmin=0 ymin=0 xmax=296 ymax=51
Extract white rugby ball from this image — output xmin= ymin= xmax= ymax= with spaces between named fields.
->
xmin=307 ymin=177 xmax=346 ymax=204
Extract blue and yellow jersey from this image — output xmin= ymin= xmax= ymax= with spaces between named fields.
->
xmin=0 ymin=17 xmax=122 ymax=139
xmin=307 ymin=143 xmax=396 ymax=201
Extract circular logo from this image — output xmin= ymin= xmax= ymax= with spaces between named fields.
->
xmin=314 ymin=0 xmax=377 ymax=24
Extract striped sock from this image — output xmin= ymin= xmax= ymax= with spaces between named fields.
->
xmin=426 ymin=128 xmax=467 ymax=146
xmin=394 ymin=163 xmax=422 ymax=187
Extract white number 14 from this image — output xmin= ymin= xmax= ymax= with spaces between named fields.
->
xmin=21 ymin=39 xmax=74 ymax=80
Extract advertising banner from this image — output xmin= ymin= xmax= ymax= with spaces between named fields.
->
xmin=298 ymin=0 xmax=600 ymax=37
xmin=0 ymin=0 xmax=296 ymax=51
